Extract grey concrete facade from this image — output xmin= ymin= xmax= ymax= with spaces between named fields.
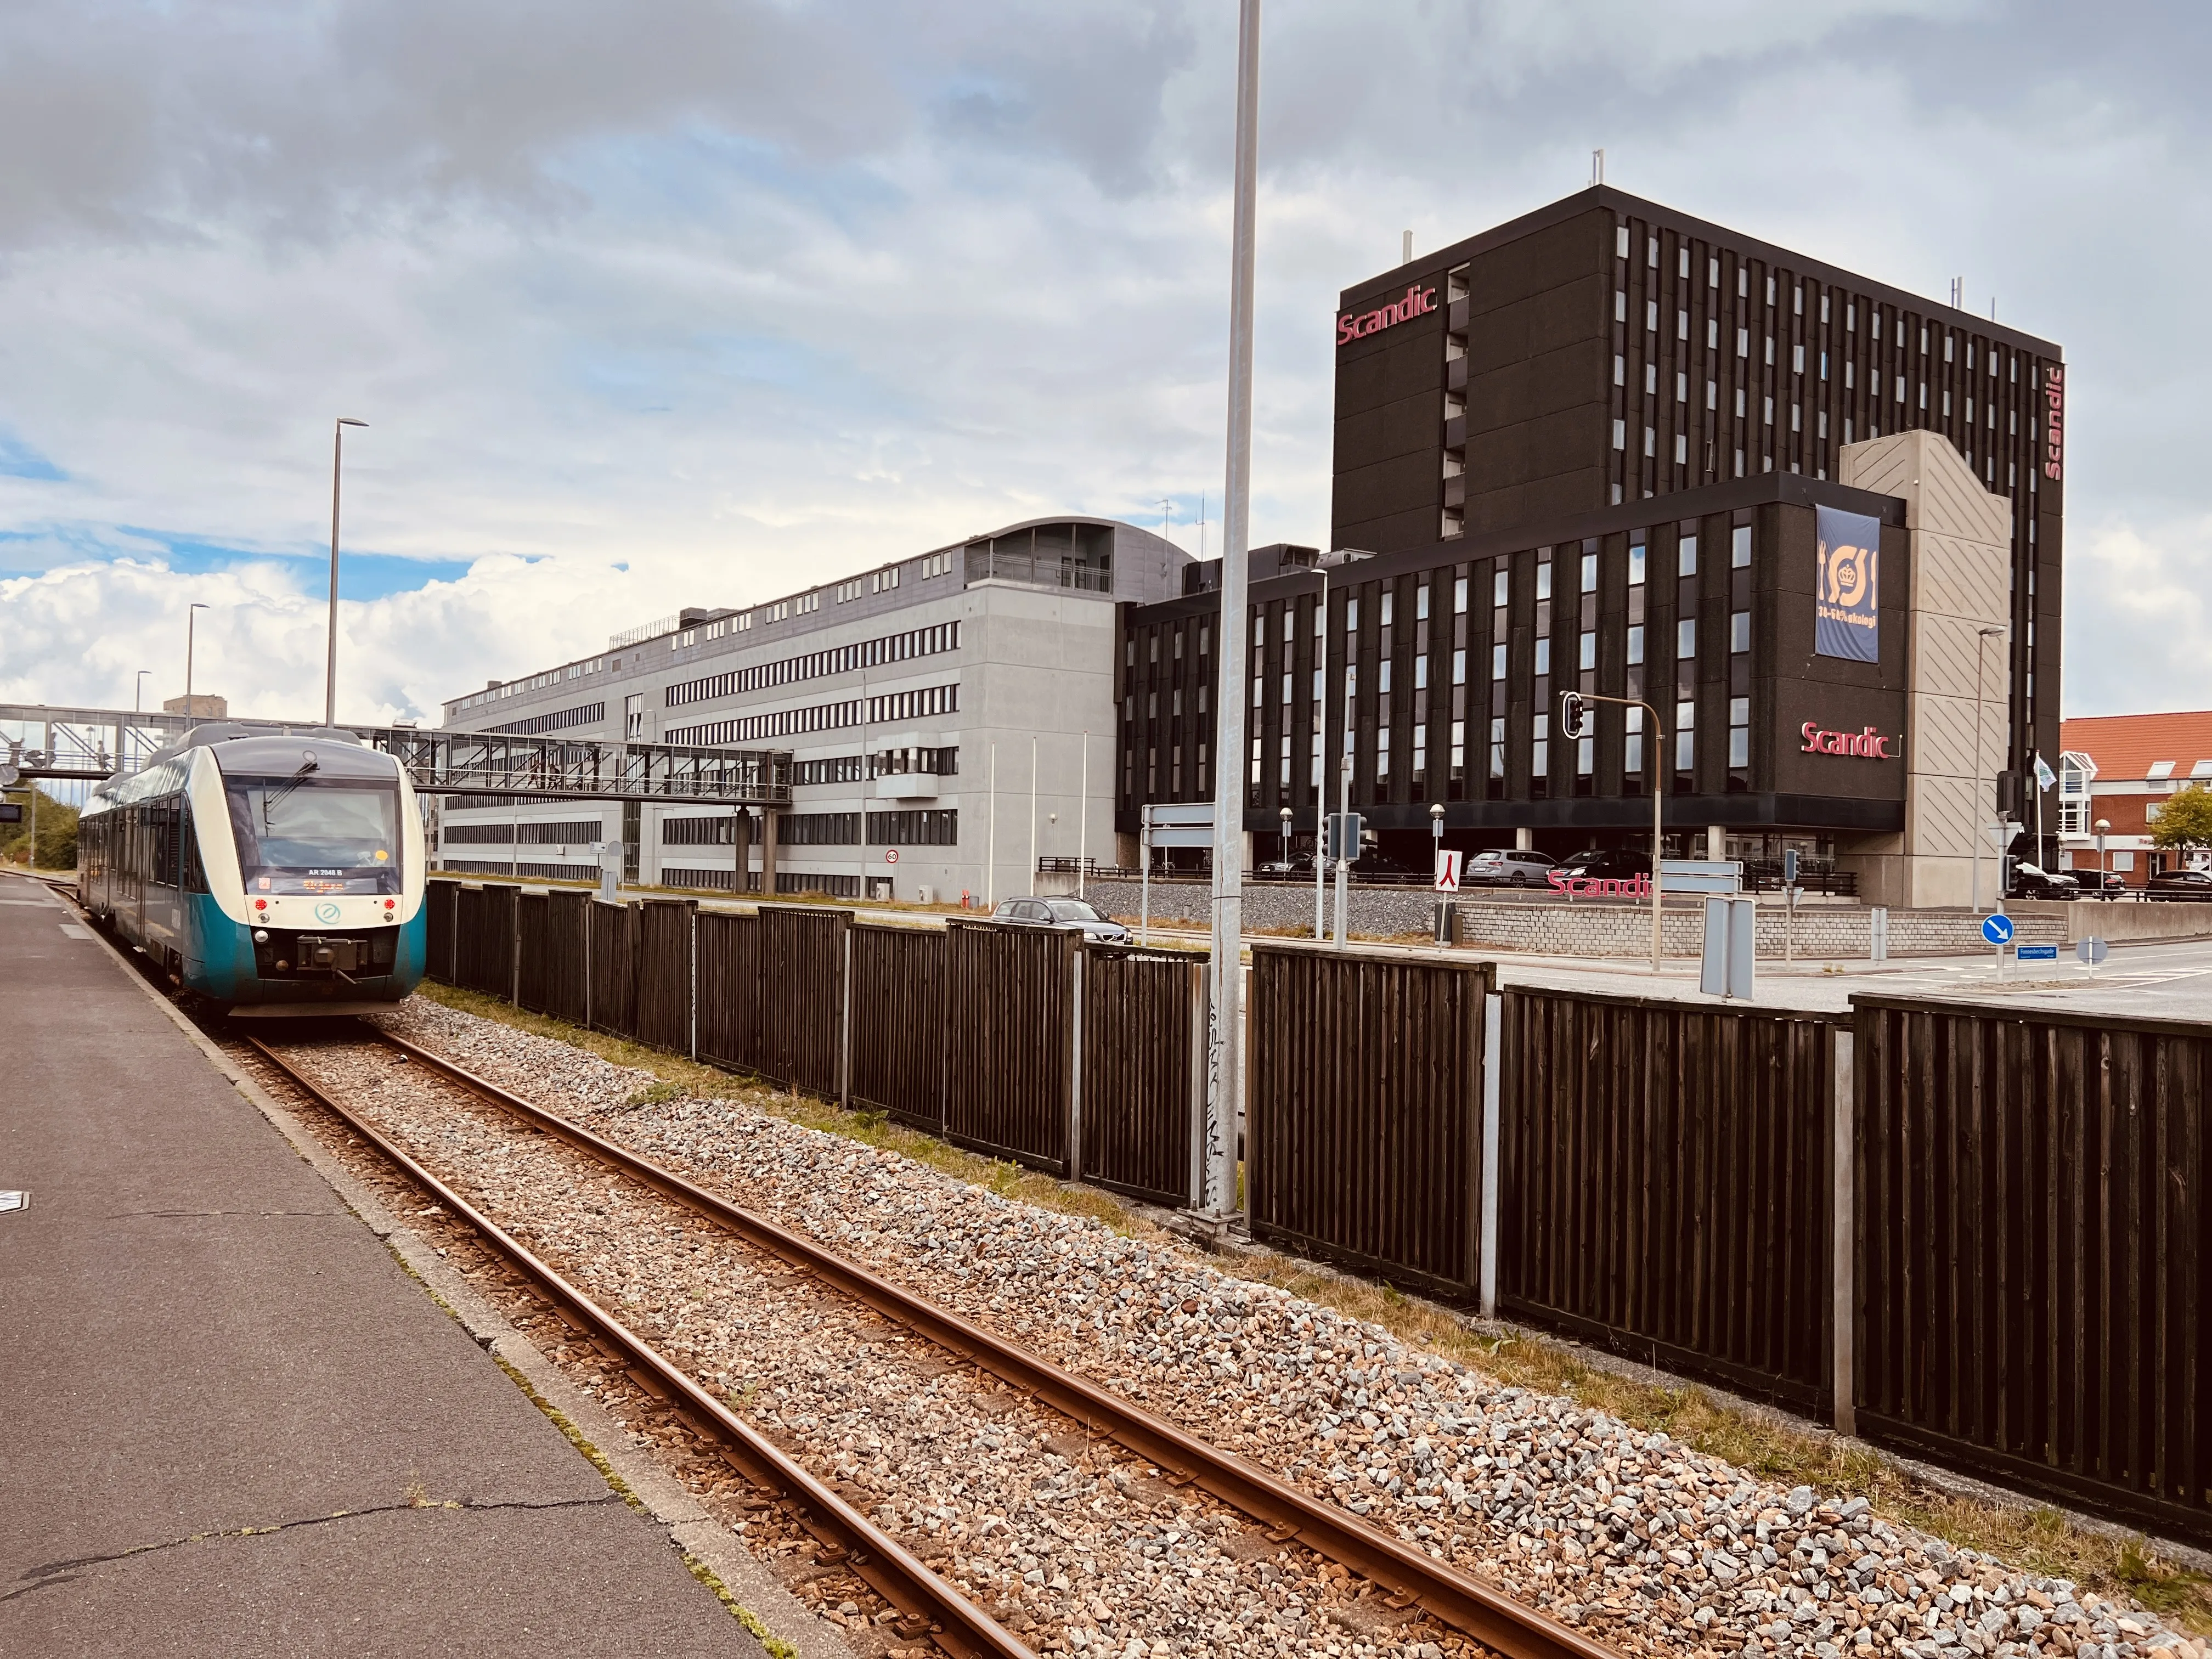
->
xmin=436 ymin=518 xmax=1190 ymax=907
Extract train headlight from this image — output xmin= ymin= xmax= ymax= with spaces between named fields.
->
xmin=253 ymin=929 xmax=268 ymax=943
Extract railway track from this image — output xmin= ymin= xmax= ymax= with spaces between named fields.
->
xmin=244 ymin=1024 xmax=1620 ymax=1659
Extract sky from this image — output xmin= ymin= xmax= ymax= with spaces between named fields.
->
xmin=1 ymin=0 xmax=2207 ymax=725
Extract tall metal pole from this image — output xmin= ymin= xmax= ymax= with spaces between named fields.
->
xmin=1029 ymin=735 xmax=1039 ymax=891
xmin=1651 ymin=712 xmax=1664 ymax=975
xmin=1334 ymin=628 xmax=1353 ymax=947
xmin=986 ymin=741 xmax=997 ymax=907
xmin=1970 ymin=627 xmax=2002 ymax=913
xmin=1078 ymin=730 xmax=1089 ymax=898
xmin=326 ymin=417 xmax=368 ymax=727
xmin=1203 ymin=0 xmax=1263 ymax=1222
xmin=184 ymin=602 xmax=208 ymax=730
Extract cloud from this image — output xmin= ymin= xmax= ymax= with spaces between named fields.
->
xmin=1 ymin=0 xmax=2208 ymax=724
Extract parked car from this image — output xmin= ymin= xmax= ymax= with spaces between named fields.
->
xmin=2145 ymin=868 xmax=2212 ymax=902
xmin=2069 ymin=867 xmax=2130 ymax=901
xmin=2008 ymin=861 xmax=2080 ymax=901
xmin=1256 ymin=851 xmax=1316 ymax=879
xmin=1349 ymin=847 xmax=1425 ymax=881
xmin=988 ymin=896 xmax=1133 ymax=940
xmin=1552 ymin=848 xmax=1652 ymax=883
xmin=1463 ymin=849 xmax=1558 ymax=889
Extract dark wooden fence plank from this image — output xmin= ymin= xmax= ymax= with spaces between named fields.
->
xmin=454 ymin=882 xmax=517 ymax=1000
xmin=1079 ymin=944 xmax=1199 ymax=1207
xmin=1497 ymin=986 xmax=1837 ymax=1414
xmin=757 ymin=906 xmax=848 ymax=1096
xmin=635 ymin=898 xmax=694 ymax=1054
xmin=849 ymin=924 xmax=946 ymax=1131
xmin=588 ymin=899 xmax=638 ymax=1040
xmin=696 ymin=910 xmax=760 ymax=1074
xmin=542 ymin=891 xmax=591 ymax=1026
xmin=1853 ymin=994 xmax=2212 ymax=1547
xmin=943 ymin=922 xmax=1075 ymax=1173
xmin=516 ymin=892 xmax=549 ymax=1012
xmin=424 ymin=878 xmax=458 ymax=983
xmin=1246 ymin=942 xmax=1489 ymax=1299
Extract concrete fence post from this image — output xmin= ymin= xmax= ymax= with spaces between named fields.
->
xmin=838 ymin=923 xmax=853 ymax=1109
xmin=1187 ymin=955 xmax=1209 ymax=1211
xmin=1067 ymin=936 xmax=1085 ymax=1181
xmin=1831 ymin=1024 xmax=1857 ymax=1436
xmin=689 ymin=905 xmax=699 ymax=1062
xmin=1479 ymin=989 xmax=1503 ymax=1320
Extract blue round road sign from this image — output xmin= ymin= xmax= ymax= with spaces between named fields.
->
xmin=1980 ymin=912 xmax=2015 ymax=946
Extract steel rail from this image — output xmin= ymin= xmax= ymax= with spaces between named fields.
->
xmin=243 ymin=1035 xmax=1032 ymax=1659
xmin=373 ymin=1026 xmax=1620 ymax=1659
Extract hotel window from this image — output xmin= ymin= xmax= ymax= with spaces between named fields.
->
xmin=1677 ymin=618 xmax=1697 ymax=659
xmin=1491 ymin=643 xmax=1506 ymax=680
xmin=1411 ymin=724 xmax=1426 ymax=789
xmin=1624 ymin=705 xmax=1645 ymax=777
xmin=1250 ymin=737 xmax=1263 ymax=787
xmin=1577 ymin=731 xmax=1594 ymax=777
xmin=1535 ymin=638 xmax=1551 ymax=676
xmin=1675 ymin=701 xmax=1696 ymax=772
xmin=1728 ymin=697 xmax=1751 ymax=771
xmin=1578 ymin=633 xmax=1596 ymax=672
xmin=1375 ymin=727 xmax=1391 ymax=782
xmin=1488 ymin=718 xmax=1505 ymax=780
xmin=1450 ymin=719 xmax=1465 ymax=783
xmin=1453 ymin=575 xmax=1468 ymax=613
xmin=1531 ymin=714 xmax=1548 ymax=779
xmin=1627 ymin=625 xmax=1645 ymax=665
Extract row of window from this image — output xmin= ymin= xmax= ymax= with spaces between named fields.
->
xmin=441 ymin=820 xmax=604 ymax=846
xmin=665 ymin=682 xmax=960 ymax=746
xmin=783 ymin=747 xmax=964 ymax=787
xmin=666 ymin=620 xmax=962 ymax=708
xmin=484 ymin=702 xmax=606 ymax=738
xmin=771 ymin=810 xmax=961 ymax=847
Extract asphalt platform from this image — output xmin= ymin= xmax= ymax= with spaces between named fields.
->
xmin=0 ymin=872 xmax=763 ymax=1657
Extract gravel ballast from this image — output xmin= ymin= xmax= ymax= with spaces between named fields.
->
xmin=370 ymin=996 xmax=2205 ymax=1659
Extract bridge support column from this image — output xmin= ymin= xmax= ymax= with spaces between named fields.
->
xmin=732 ymin=809 xmax=752 ymax=895
xmin=759 ymin=808 xmax=779 ymax=899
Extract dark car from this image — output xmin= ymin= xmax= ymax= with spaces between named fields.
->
xmin=1350 ymin=847 xmax=1424 ymax=881
xmin=1463 ymin=849 xmax=1558 ymax=889
xmin=2008 ymin=861 xmax=2080 ymax=901
xmin=2146 ymin=868 xmax=2212 ymax=902
xmin=989 ymin=896 xmax=1133 ymax=940
xmin=1256 ymin=851 xmax=1317 ymax=880
xmin=1552 ymin=848 xmax=1652 ymax=883
xmin=2070 ymin=868 xmax=2129 ymax=900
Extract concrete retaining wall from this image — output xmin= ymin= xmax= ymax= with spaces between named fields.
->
xmin=1084 ymin=878 xmax=2070 ymax=959
xmin=2009 ymin=898 xmax=2212 ymax=943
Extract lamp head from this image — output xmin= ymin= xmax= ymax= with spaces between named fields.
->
xmin=337 ymin=417 xmax=368 ymax=428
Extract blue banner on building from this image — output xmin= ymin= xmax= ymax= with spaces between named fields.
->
xmin=1814 ymin=505 xmax=1880 ymax=662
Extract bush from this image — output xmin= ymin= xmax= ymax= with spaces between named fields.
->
xmin=0 ymin=787 xmax=80 ymax=871
xmin=2150 ymin=783 xmax=2212 ymax=851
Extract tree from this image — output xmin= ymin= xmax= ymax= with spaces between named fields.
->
xmin=2150 ymin=783 xmax=2212 ymax=850
xmin=0 ymin=786 xmax=78 ymax=871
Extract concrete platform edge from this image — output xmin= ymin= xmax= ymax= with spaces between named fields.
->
xmin=60 ymin=894 xmax=854 ymax=1659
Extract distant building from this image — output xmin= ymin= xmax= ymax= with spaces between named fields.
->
xmin=436 ymin=517 xmax=1189 ymax=902
xmin=163 ymin=693 xmax=227 ymax=718
xmin=1118 ymin=186 xmax=2065 ymax=909
xmin=2056 ymin=710 xmax=2212 ymax=886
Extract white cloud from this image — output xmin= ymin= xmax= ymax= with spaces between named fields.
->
xmin=0 ymin=0 xmax=2208 ymax=723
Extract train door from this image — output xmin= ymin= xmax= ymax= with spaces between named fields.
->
xmin=144 ymin=797 xmax=180 ymax=956
xmin=125 ymin=805 xmax=146 ymax=939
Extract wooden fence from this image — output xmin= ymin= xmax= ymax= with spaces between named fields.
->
xmin=1247 ymin=941 xmax=1492 ymax=1299
xmin=1498 ymin=986 xmax=1840 ymax=1414
xmin=849 ymin=923 xmax=948 ymax=1131
xmin=412 ymin=876 xmax=2212 ymax=1547
xmin=943 ymin=921 xmax=1079 ymax=1175
xmin=1080 ymin=945 xmax=1203 ymax=1208
xmin=1855 ymin=995 xmax=2211 ymax=1545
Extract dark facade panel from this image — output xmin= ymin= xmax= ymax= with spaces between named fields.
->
xmin=1335 ymin=392 xmax=1446 ymax=476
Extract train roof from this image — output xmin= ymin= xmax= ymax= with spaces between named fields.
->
xmin=205 ymin=733 xmax=399 ymax=781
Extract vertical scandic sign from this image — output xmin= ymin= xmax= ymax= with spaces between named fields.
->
xmin=1814 ymin=505 xmax=1880 ymax=663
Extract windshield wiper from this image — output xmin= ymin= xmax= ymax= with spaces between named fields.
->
xmin=262 ymin=757 xmax=321 ymax=816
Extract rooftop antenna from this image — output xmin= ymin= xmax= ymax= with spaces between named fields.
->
xmin=1199 ymin=491 xmax=1206 ymax=563
xmin=1950 ymin=275 xmax=1962 ymax=309
xmin=1990 ymin=296 xmax=1997 ymax=321
xmin=1592 ymin=148 xmax=1605 ymax=186
xmin=1402 ymin=228 xmax=1413 ymax=265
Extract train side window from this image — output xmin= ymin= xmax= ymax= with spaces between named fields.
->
xmin=182 ymin=804 xmax=210 ymax=893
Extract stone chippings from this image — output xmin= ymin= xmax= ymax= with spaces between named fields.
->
xmin=374 ymin=998 xmax=2204 ymax=1659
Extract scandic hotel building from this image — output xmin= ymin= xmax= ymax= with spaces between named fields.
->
xmin=1117 ymin=187 xmax=2064 ymax=908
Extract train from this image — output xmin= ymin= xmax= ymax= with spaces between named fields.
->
xmin=77 ymin=724 xmax=427 ymax=1013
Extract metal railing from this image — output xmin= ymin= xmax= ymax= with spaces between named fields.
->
xmin=2 ymin=702 xmax=792 ymax=806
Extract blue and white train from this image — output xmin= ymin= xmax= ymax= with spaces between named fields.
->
xmin=77 ymin=725 xmax=427 ymax=1012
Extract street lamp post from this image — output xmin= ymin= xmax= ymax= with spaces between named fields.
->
xmin=1312 ymin=566 xmax=1329 ymax=940
xmin=1561 ymin=691 xmax=1666 ymax=974
xmin=1278 ymin=805 xmax=1292 ymax=879
xmin=184 ymin=603 xmax=210 ymax=730
xmin=2095 ymin=817 xmax=2111 ymax=896
xmin=1970 ymin=625 xmax=2006 ymax=913
xmin=326 ymin=417 xmax=369 ymax=727
xmin=134 ymin=670 xmax=150 ymax=713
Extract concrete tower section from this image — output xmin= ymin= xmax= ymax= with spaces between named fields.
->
xmin=1836 ymin=430 xmax=2013 ymax=909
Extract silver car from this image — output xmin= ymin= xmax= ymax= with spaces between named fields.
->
xmin=989 ymin=896 xmax=1132 ymax=942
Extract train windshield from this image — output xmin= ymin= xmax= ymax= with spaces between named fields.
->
xmin=225 ymin=777 xmax=402 ymax=895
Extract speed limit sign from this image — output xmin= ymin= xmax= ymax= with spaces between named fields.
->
xmin=884 ymin=848 xmax=900 ymax=864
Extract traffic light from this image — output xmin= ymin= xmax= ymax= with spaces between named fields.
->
xmin=1324 ymin=812 xmax=1364 ymax=862
xmin=1558 ymin=690 xmax=1589 ymax=740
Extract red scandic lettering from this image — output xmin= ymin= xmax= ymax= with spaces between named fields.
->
xmin=1547 ymin=870 xmax=1568 ymax=892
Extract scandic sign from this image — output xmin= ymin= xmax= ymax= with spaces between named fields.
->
xmin=1337 ymin=284 xmax=1437 ymax=345
xmin=1548 ymin=871 xmax=1652 ymax=899
xmin=1802 ymin=723 xmax=1898 ymax=758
